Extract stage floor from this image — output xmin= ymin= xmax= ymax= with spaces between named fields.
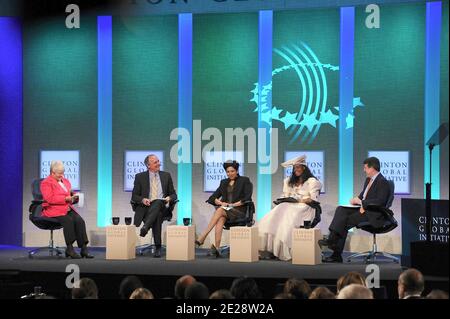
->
xmin=2 ymin=245 xmax=449 ymax=299
xmin=0 ymin=245 xmax=404 ymax=281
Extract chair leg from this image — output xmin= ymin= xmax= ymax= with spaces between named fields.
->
xmin=29 ymin=229 xmax=64 ymax=258
xmin=347 ymin=234 xmax=398 ymax=263
xmin=29 ymin=246 xmax=64 ymax=258
xmin=136 ymin=244 xmax=152 ymax=256
xmin=347 ymin=251 xmax=372 ymax=262
xmin=219 ymin=245 xmax=230 ymax=255
xmin=136 ymin=230 xmax=167 ymax=256
xmin=373 ymin=251 xmax=399 ymax=263
xmin=136 ymin=244 xmax=167 ymax=255
xmin=135 ymin=220 xmax=173 ymax=255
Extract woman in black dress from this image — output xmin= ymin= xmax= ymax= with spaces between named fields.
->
xmin=196 ymin=161 xmax=253 ymax=257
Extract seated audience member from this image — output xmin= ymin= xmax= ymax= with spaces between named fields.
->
xmin=184 ymin=282 xmax=210 ymax=299
xmin=72 ymin=278 xmax=98 ymax=299
xmin=283 ymin=278 xmax=312 ymax=299
xmin=230 ymin=277 xmax=261 ymax=299
xmin=274 ymin=293 xmax=296 ymax=299
xmin=426 ymin=290 xmax=449 ymax=299
xmin=397 ymin=268 xmax=424 ymax=299
xmin=130 ymin=288 xmax=154 ymax=299
xmin=119 ymin=276 xmax=144 ymax=299
xmin=174 ymin=275 xmax=196 ymax=299
xmin=309 ymin=287 xmax=336 ymax=299
xmin=337 ymin=271 xmax=366 ymax=294
xmin=209 ymin=289 xmax=234 ymax=299
xmin=337 ymin=284 xmax=374 ymax=299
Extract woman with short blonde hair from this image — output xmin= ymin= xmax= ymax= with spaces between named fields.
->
xmin=40 ymin=160 xmax=93 ymax=259
xmin=130 ymin=288 xmax=154 ymax=299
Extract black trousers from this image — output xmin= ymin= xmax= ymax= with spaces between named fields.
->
xmin=328 ymin=206 xmax=369 ymax=255
xmin=55 ymin=210 xmax=89 ymax=247
xmin=135 ymin=200 xmax=166 ymax=247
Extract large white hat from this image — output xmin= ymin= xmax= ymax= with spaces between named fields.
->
xmin=281 ymin=155 xmax=307 ymax=168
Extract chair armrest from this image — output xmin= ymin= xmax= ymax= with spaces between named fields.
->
xmin=131 ymin=199 xmax=179 ymax=208
xmin=130 ymin=200 xmax=139 ymax=211
xmin=206 ymin=200 xmax=253 ymax=206
xmin=167 ymin=199 xmax=179 ymax=210
xmin=366 ymin=204 xmax=394 ymax=217
xmin=305 ymin=199 xmax=321 ymax=208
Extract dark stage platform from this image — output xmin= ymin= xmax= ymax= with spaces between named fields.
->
xmin=0 ymin=246 xmax=447 ymax=299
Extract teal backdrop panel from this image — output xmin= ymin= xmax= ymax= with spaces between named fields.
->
xmin=112 ymin=16 xmax=179 ymax=220
xmin=192 ymin=13 xmax=258 ymax=216
xmin=354 ymin=3 xmax=425 ymax=197
xmin=22 ymin=17 xmax=98 ymax=235
xmin=271 ymin=9 xmax=340 ymax=208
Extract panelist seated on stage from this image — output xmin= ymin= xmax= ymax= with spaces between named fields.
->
xmin=40 ymin=160 xmax=93 ymax=259
xmin=258 ymin=155 xmax=322 ymax=261
xmin=318 ymin=156 xmax=391 ymax=263
xmin=131 ymin=154 xmax=177 ymax=258
xmin=195 ymin=160 xmax=253 ymax=258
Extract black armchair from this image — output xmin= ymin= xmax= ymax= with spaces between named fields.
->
xmin=28 ymin=179 xmax=64 ymax=258
xmin=347 ymin=180 xmax=399 ymax=263
xmin=130 ymin=199 xmax=179 ymax=255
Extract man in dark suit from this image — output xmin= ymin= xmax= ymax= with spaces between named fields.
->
xmin=131 ymin=154 xmax=177 ymax=257
xmin=319 ymin=157 xmax=391 ymax=263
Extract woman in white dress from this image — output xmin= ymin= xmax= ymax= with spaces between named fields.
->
xmin=258 ymin=155 xmax=322 ymax=261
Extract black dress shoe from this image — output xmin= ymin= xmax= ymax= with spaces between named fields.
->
xmin=259 ymin=250 xmax=275 ymax=260
xmin=318 ymin=238 xmax=337 ymax=250
xmin=153 ymin=247 xmax=161 ymax=258
xmin=140 ymin=227 xmax=148 ymax=238
xmin=322 ymin=255 xmax=343 ymax=263
xmin=80 ymin=247 xmax=94 ymax=259
xmin=65 ymin=246 xmax=81 ymax=259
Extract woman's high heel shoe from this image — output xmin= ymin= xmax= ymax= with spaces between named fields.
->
xmin=195 ymin=235 xmax=204 ymax=247
xmin=208 ymin=245 xmax=221 ymax=258
xmin=195 ymin=240 xmax=204 ymax=247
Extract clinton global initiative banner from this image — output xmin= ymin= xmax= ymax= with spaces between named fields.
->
xmin=124 ymin=151 xmax=164 ymax=191
xmin=40 ymin=150 xmax=80 ymax=190
xmin=284 ymin=151 xmax=325 ymax=193
xmin=401 ymin=199 xmax=449 ymax=256
xmin=368 ymin=151 xmax=410 ymax=194
xmin=204 ymin=151 xmax=244 ymax=192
